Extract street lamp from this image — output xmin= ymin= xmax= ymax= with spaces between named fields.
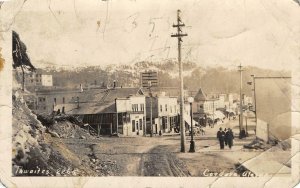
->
xmin=188 ymin=97 xmax=195 ymax=153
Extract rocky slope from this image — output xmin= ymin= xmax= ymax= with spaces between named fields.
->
xmin=12 ymin=88 xmax=96 ymax=176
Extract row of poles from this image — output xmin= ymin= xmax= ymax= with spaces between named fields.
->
xmin=171 ymin=10 xmax=252 ymax=152
xmin=170 ymin=10 xmax=247 ymax=152
xmin=152 ymin=9 xmax=290 ymax=152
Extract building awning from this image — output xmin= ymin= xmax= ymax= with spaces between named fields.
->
xmin=207 ymin=110 xmax=225 ymax=120
xmin=183 ymin=114 xmax=197 ymax=126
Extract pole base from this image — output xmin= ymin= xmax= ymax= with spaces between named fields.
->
xmin=239 ymin=130 xmax=247 ymax=139
xmin=189 ymin=140 xmax=195 ymax=152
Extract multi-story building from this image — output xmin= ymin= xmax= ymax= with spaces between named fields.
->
xmin=35 ymin=87 xmax=83 ymax=114
xmin=146 ymin=94 xmax=179 ymax=134
xmin=193 ymin=88 xmax=218 ymax=115
xmin=218 ymin=94 xmax=226 ymax=109
xmin=41 ymin=75 xmax=53 ymax=86
xmin=116 ymin=95 xmax=146 ymax=136
xmin=15 ymin=68 xmax=53 ymax=90
xmin=192 ymin=88 xmax=228 ymax=125
xmin=54 ymin=87 xmax=146 ymax=136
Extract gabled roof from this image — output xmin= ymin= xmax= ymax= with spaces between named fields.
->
xmin=69 ymin=89 xmax=107 ymax=103
xmin=55 ymin=87 xmax=144 ymax=115
xmin=69 ymin=87 xmax=144 ymax=103
xmin=194 ymin=88 xmax=207 ymax=102
xmin=55 ymin=102 xmax=115 ymax=115
xmin=100 ymin=87 xmax=144 ymax=103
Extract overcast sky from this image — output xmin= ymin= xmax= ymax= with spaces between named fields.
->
xmin=5 ymin=0 xmax=300 ymax=70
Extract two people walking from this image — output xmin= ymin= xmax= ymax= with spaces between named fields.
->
xmin=217 ymin=127 xmax=234 ymax=149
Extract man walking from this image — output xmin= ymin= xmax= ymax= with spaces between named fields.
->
xmin=217 ymin=127 xmax=225 ymax=149
xmin=226 ymin=128 xmax=234 ymax=149
xmin=224 ymin=128 xmax=228 ymax=146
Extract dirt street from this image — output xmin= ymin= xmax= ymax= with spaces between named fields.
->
xmin=56 ymin=119 xmax=264 ymax=177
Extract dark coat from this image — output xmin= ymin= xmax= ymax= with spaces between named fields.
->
xmin=225 ymin=130 xmax=234 ymax=141
xmin=217 ymin=131 xmax=225 ymax=141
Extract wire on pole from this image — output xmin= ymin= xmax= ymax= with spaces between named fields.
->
xmin=171 ymin=9 xmax=188 ymax=152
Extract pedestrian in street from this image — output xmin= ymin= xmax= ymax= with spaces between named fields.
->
xmin=199 ymin=125 xmax=205 ymax=135
xmin=217 ymin=127 xmax=225 ymax=149
xmin=224 ymin=128 xmax=228 ymax=146
xmin=226 ymin=128 xmax=234 ymax=149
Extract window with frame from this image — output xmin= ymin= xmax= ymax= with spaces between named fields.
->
xmin=160 ymin=105 xmax=162 ymax=112
xmin=132 ymin=104 xmax=138 ymax=112
xmin=165 ymin=104 xmax=168 ymax=112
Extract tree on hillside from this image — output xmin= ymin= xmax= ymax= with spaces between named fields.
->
xmin=12 ymin=31 xmax=36 ymax=91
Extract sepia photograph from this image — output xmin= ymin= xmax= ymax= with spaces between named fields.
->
xmin=0 ymin=0 xmax=300 ymax=187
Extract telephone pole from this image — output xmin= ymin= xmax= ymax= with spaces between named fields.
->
xmin=148 ymin=80 xmax=153 ymax=137
xmin=238 ymin=64 xmax=244 ymax=133
xmin=171 ymin=10 xmax=188 ymax=152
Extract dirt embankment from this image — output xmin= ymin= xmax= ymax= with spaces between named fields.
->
xmin=12 ymin=90 xmax=96 ymax=176
xmin=37 ymin=113 xmax=92 ymax=139
xmin=12 ymin=88 xmax=131 ymax=177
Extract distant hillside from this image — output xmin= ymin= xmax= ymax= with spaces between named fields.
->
xmin=41 ymin=60 xmax=290 ymax=96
